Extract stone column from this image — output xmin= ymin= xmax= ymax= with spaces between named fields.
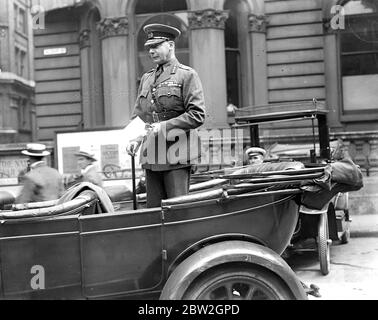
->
xmin=188 ymin=9 xmax=229 ymax=129
xmin=97 ymin=16 xmax=130 ymax=126
xmin=79 ymin=29 xmax=92 ymax=128
xmin=248 ymin=14 xmax=268 ymax=105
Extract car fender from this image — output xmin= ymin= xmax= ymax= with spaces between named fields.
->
xmin=160 ymin=240 xmax=307 ymax=300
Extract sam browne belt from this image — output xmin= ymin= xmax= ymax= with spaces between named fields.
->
xmin=151 ymin=110 xmax=182 ymax=123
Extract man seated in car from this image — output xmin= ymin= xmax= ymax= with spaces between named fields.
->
xmin=64 ymin=150 xmax=103 ymax=188
xmin=245 ymin=147 xmax=266 ymax=165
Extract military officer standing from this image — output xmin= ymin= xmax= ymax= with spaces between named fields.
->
xmin=126 ymin=23 xmax=206 ymax=208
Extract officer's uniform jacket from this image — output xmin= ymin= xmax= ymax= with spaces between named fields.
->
xmin=16 ymin=161 xmax=65 ymax=204
xmin=131 ymin=57 xmax=206 ymax=171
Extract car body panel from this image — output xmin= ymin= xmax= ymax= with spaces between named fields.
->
xmin=0 ymin=215 xmax=82 ymax=299
xmin=79 ymin=208 xmax=163 ymax=298
xmin=0 ymin=188 xmax=304 ymax=299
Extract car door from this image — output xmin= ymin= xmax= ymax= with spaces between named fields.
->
xmin=0 ymin=215 xmax=82 ymax=299
xmin=79 ymin=207 xmax=164 ymax=299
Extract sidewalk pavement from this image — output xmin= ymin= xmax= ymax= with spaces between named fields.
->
xmin=350 ymin=213 xmax=378 ymax=238
xmin=292 ymin=237 xmax=378 ymax=300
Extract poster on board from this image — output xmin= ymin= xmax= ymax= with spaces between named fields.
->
xmin=55 ymin=127 xmax=143 ymax=181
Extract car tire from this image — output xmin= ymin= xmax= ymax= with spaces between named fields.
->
xmin=318 ymin=212 xmax=331 ymax=275
xmin=182 ymin=265 xmax=294 ymax=300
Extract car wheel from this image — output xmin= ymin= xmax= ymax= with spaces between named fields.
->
xmin=182 ymin=265 xmax=294 ymax=300
xmin=102 ymin=164 xmax=122 ymax=179
xmin=318 ymin=212 xmax=331 ymax=275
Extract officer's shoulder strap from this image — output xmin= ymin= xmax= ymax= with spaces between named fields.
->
xmin=178 ymin=64 xmax=192 ymax=71
xmin=142 ymin=69 xmax=155 ymax=81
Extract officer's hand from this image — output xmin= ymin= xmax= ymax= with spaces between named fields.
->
xmin=151 ymin=122 xmax=161 ymax=134
xmin=126 ymin=141 xmax=140 ymax=156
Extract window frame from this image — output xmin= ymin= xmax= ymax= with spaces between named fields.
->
xmin=14 ymin=46 xmax=20 ymax=75
xmin=14 ymin=45 xmax=27 ymax=77
xmin=14 ymin=3 xmax=28 ymax=36
xmin=338 ymin=1 xmax=378 ymax=121
xmin=20 ymin=49 xmax=26 ymax=77
xmin=223 ymin=0 xmax=253 ymax=109
xmin=225 ymin=47 xmax=242 ymax=107
xmin=135 ymin=0 xmax=187 ymax=15
xmin=18 ymin=98 xmax=32 ymax=133
xmin=18 ymin=7 xmax=27 ymax=34
xmin=14 ymin=3 xmax=18 ymax=31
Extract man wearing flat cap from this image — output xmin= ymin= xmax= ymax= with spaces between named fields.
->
xmin=74 ymin=150 xmax=103 ymax=187
xmin=64 ymin=150 xmax=103 ymax=188
xmin=126 ymin=23 xmax=206 ymax=208
xmin=246 ymin=147 xmax=266 ymax=165
xmin=16 ymin=143 xmax=65 ymax=204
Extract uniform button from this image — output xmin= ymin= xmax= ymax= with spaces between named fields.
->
xmin=152 ymin=88 xmax=156 ymax=92
xmin=151 ymin=100 xmax=154 ymax=104
xmin=168 ymin=92 xmax=171 ymax=96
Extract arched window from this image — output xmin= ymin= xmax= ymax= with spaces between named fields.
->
xmin=224 ymin=0 xmax=240 ymax=107
xmin=340 ymin=0 xmax=378 ymax=113
xmin=135 ymin=0 xmax=189 ymax=82
xmin=135 ymin=0 xmax=187 ymax=14
xmin=224 ymin=0 xmax=252 ymax=108
xmin=88 ymin=8 xmax=105 ymax=126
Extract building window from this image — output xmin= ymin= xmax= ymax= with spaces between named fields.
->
xmin=224 ymin=0 xmax=252 ymax=108
xmin=224 ymin=0 xmax=241 ymax=107
xmin=20 ymin=50 xmax=26 ymax=77
xmin=135 ymin=0 xmax=187 ymax=14
xmin=14 ymin=3 xmax=18 ymax=30
xmin=15 ymin=47 xmax=19 ymax=75
xmin=19 ymin=99 xmax=31 ymax=131
xmin=14 ymin=4 xmax=27 ymax=34
xmin=135 ymin=0 xmax=189 ymax=82
xmin=14 ymin=47 xmax=27 ymax=77
xmin=19 ymin=8 xmax=27 ymax=34
xmin=340 ymin=0 xmax=378 ymax=112
xmin=89 ymin=8 xmax=105 ymax=127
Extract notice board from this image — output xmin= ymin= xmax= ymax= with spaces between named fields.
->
xmin=55 ymin=128 xmax=142 ymax=180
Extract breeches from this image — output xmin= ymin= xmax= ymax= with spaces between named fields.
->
xmin=146 ymin=167 xmax=191 ymax=208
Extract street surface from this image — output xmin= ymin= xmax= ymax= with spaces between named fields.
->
xmin=287 ymin=214 xmax=378 ymax=300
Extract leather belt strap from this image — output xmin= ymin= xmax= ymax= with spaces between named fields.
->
xmin=151 ymin=110 xmax=181 ymax=123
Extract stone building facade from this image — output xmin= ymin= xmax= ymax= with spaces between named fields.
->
xmin=29 ymin=0 xmax=378 ymax=170
xmin=0 ymin=0 xmax=376 ymax=212
xmin=0 ymin=0 xmax=35 ymax=144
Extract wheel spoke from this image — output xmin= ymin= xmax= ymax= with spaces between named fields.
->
xmin=245 ymin=286 xmax=257 ymax=299
xmin=225 ymin=282 xmax=235 ymax=299
xmin=187 ymin=268 xmax=292 ymax=300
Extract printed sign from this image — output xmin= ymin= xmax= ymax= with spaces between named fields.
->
xmin=0 ymin=158 xmax=28 ymax=178
xmin=56 ymin=128 xmax=142 ymax=181
xmin=101 ymin=144 xmax=120 ymax=167
xmin=43 ymin=47 xmax=67 ymax=56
